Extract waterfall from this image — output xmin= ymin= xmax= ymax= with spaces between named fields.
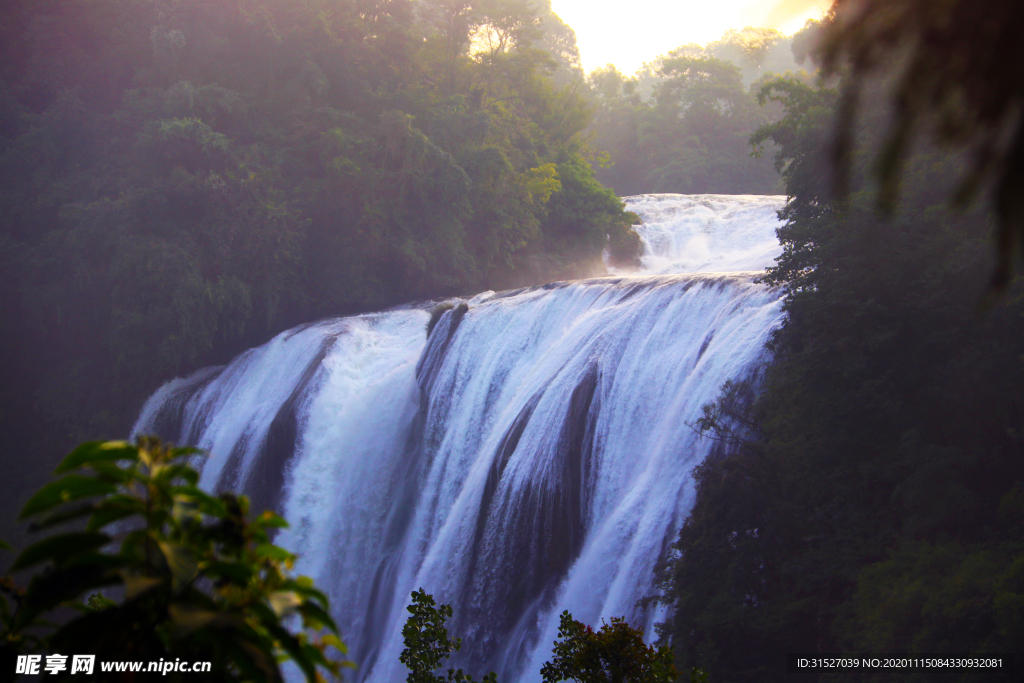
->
xmin=133 ymin=194 xmax=788 ymax=682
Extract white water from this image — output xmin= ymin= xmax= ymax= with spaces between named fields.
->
xmin=625 ymin=194 xmax=785 ymax=274
xmin=133 ymin=194 xmax=787 ymax=682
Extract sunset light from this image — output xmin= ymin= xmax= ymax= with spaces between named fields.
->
xmin=551 ymin=0 xmax=826 ymax=73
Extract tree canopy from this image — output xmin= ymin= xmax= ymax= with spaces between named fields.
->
xmin=0 ymin=0 xmax=640 ymax=546
xmin=581 ymin=26 xmax=815 ymax=197
xmin=540 ymin=611 xmax=676 ymax=683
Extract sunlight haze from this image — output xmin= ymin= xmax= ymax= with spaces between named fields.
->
xmin=551 ymin=0 xmax=827 ymax=74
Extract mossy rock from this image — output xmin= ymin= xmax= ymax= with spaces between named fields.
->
xmin=607 ymin=212 xmax=643 ymax=269
xmin=426 ymin=301 xmax=469 ymax=338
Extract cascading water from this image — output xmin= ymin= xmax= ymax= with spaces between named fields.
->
xmin=133 ymin=194 xmax=788 ymax=682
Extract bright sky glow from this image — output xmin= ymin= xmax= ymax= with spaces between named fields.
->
xmin=551 ymin=0 xmax=828 ymax=74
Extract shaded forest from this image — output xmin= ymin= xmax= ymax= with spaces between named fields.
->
xmin=654 ymin=17 xmax=1024 ymax=680
xmin=0 ymin=0 xmax=649 ymax=544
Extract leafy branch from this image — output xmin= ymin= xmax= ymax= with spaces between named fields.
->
xmin=1 ymin=437 xmax=348 ymax=682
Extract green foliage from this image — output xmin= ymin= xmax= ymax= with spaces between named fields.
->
xmin=400 ymin=588 xmax=496 ymax=683
xmin=0 ymin=0 xmax=636 ymax=545
xmin=583 ymin=26 xmax=819 ymax=197
xmin=584 ymin=56 xmax=782 ymax=197
xmin=398 ymin=593 xmax=676 ymax=683
xmin=539 ymin=611 xmax=675 ymax=683
xmin=541 ymin=157 xmax=638 ymax=263
xmin=655 ymin=61 xmax=1024 ymax=683
xmin=751 ymin=79 xmax=838 ymax=226
xmin=0 ymin=438 xmax=348 ymax=682
xmin=702 ymin=28 xmax=792 ymax=83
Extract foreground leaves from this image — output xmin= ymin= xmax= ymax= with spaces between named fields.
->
xmin=1 ymin=437 xmax=348 ymax=682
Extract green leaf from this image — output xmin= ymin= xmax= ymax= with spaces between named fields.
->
xmin=285 ymin=579 xmax=329 ymax=605
xmin=119 ymin=572 xmax=163 ymax=600
xmin=249 ymin=601 xmax=278 ymax=627
xmin=54 ymin=441 xmax=139 ymax=474
xmin=0 ymin=539 xmax=13 ymax=552
xmin=85 ymin=461 xmax=136 ymax=484
xmin=86 ymin=593 xmax=117 ymax=611
xmin=256 ymin=510 xmax=289 ymax=529
xmin=11 ymin=532 xmax=110 ymax=571
xmin=321 ymin=633 xmax=347 ymax=655
xmin=268 ymin=590 xmax=303 ymax=617
xmin=169 ymin=445 xmax=203 ymax=460
xmin=60 ymin=551 xmax=125 ymax=573
xmin=10 ymin=563 xmax=119 ymax=630
xmin=168 ymin=603 xmax=220 ymax=635
xmin=158 ymin=541 xmax=198 ymax=587
xmin=29 ymin=502 xmax=97 ymax=531
xmin=229 ymin=634 xmax=283 ymax=683
xmin=301 ymin=641 xmax=329 ymax=667
xmin=171 ymin=493 xmax=201 ymax=524
xmin=268 ymin=624 xmax=315 ymax=681
xmin=191 ymin=490 xmax=227 ymax=517
xmin=86 ymin=506 xmax=137 ymax=532
xmin=298 ymin=601 xmax=339 ymax=633
xmin=254 ymin=543 xmax=295 ymax=563
xmin=20 ymin=476 xmax=118 ymax=518
xmin=204 ymin=561 xmax=253 ymax=584
xmin=118 ymin=529 xmax=151 ymax=559
xmin=164 ymin=464 xmax=200 ymax=485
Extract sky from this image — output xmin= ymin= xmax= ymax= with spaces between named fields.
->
xmin=550 ymin=0 xmax=828 ymax=74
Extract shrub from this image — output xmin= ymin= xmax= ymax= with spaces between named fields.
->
xmin=400 ymin=588 xmax=496 ymax=683
xmin=1 ymin=438 xmax=347 ymax=682
xmin=540 ymin=611 xmax=676 ymax=683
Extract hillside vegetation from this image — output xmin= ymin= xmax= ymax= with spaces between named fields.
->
xmin=0 ymin=0 xmax=642 ymax=541
xmin=655 ymin=62 xmax=1024 ymax=683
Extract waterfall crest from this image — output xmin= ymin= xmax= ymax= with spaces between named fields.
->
xmin=133 ymin=194 xmax=788 ymax=682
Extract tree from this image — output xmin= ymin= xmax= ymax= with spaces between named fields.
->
xmin=641 ymin=56 xmax=779 ymax=194
xmin=1 ymin=438 xmax=347 ymax=682
xmin=584 ymin=42 xmax=787 ymax=197
xmin=471 ymin=0 xmax=542 ymax=57
xmin=539 ymin=611 xmax=676 ymax=683
xmin=704 ymin=27 xmax=792 ymax=86
xmin=655 ymin=43 xmax=1024 ymax=682
xmin=400 ymin=588 xmax=497 ymax=683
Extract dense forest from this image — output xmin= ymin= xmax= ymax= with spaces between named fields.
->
xmin=654 ymin=29 xmax=1024 ymax=683
xmin=585 ymin=25 xmax=814 ymax=197
xmin=0 ymin=0 xmax=651 ymax=544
